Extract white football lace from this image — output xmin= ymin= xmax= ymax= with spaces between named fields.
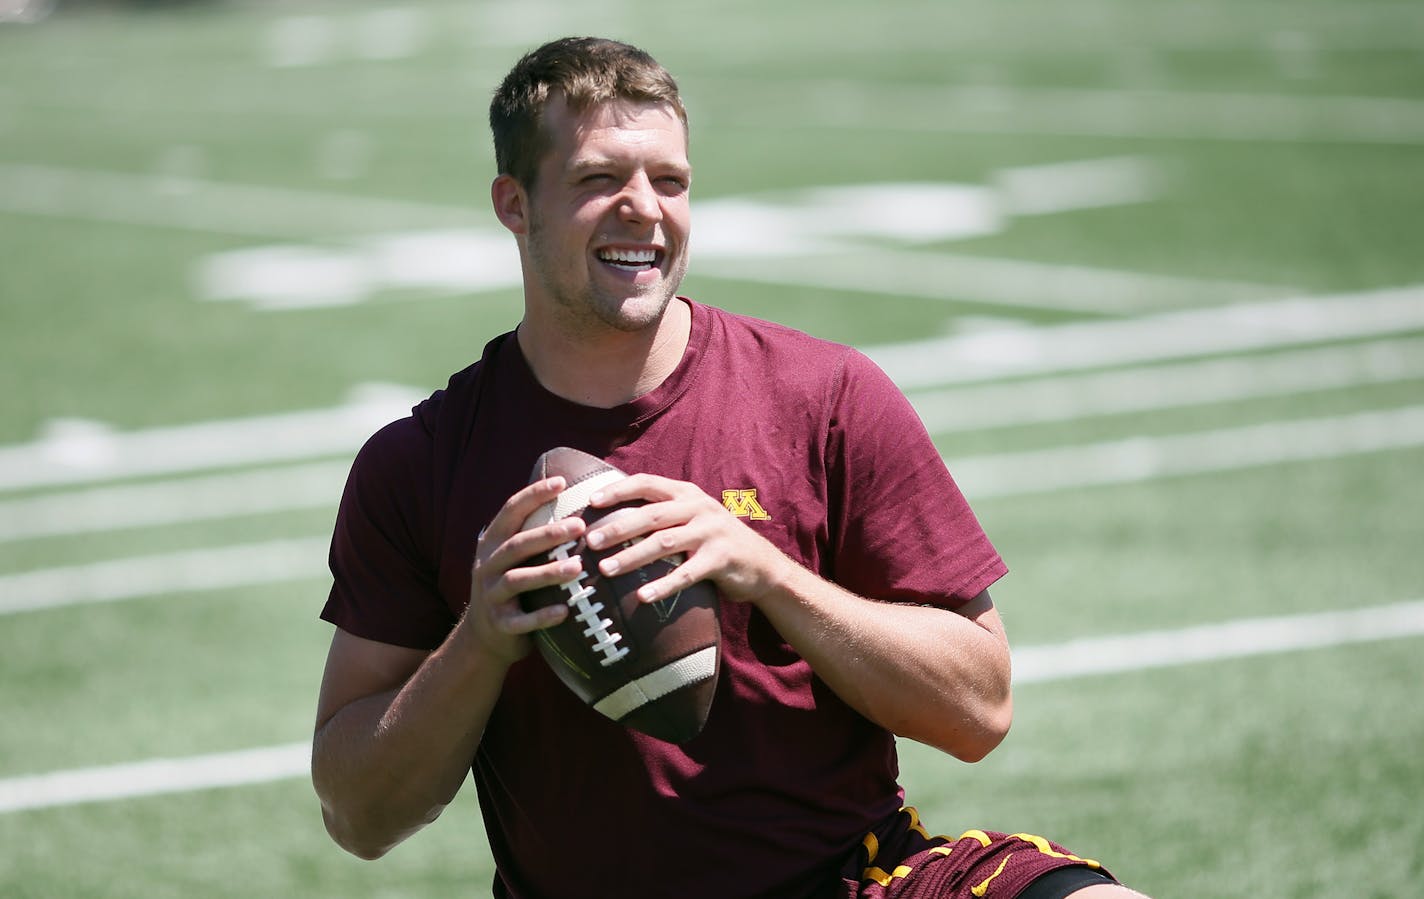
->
xmin=550 ymin=541 xmax=628 ymax=666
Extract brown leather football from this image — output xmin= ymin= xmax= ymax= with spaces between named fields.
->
xmin=517 ymin=447 xmax=720 ymax=744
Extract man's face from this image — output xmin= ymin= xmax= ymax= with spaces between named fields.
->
xmin=519 ymin=95 xmax=692 ymax=335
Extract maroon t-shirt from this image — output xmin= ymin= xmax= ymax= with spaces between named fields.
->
xmin=322 ymin=298 xmax=1006 ymax=898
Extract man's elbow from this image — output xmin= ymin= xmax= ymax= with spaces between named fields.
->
xmin=314 ymin=762 xmax=444 ymax=861
xmin=953 ymin=703 xmax=1012 ymax=763
xmin=324 ymin=808 xmax=393 ymax=861
xmin=937 ymin=691 xmax=1013 ymax=764
xmin=319 ymin=798 xmax=437 ymax=861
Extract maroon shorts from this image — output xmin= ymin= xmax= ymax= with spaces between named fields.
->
xmin=835 ymin=807 xmax=1115 ymax=899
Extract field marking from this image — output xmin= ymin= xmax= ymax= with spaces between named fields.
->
xmin=0 ymin=382 xmax=421 ymax=494
xmin=4 ymin=404 xmax=1423 ymax=614
xmin=1012 ymin=600 xmax=1424 ymax=684
xmin=264 ymin=9 xmax=430 ymax=68
xmin=0 ymin=164 xmax=476 ymax=240
xmin=0 ymin=537 xmax=330 ymax=615
xmin=3 ymin=283 xmax=1419 ymax=495
xmin=1 ymin=158 xmax=1180 ymax=311
xmin=696 ymin=4 xmax=1424 ymax=54
xmin=867 ymin=283 xmax=1424 ymax=390
xmin=202 ymin=162 xmax=1176 ymax=311
xmin=3 ymin=599 xmax=1421 ymax=815
xmin=1 ymin=156 xmax=1151 ymax=243
xmin=909 ymin=335 xmax=1424 ymax=434
xmin=702 ymin=249 xmax=1286 ymax=315
xmin=952 ymin=404 xmax=1424 ymax=499
xmin=718 ymin=79 xmax=1424 ymax=145
xmin=0 ymin=462 xmax=349 ymax=543
xmin=0 ymin=742 xmax=312 ymax=815
xmin=5 ymin=337 xmax=1423 ymax=545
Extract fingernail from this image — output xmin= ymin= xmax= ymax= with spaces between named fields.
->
xmin=589 ymin=491 xmax=604 ymax=505
xmin=600 ymin=557 xmax=620 ymax=576
xmin=586 ymin=530 xmax=603 ymax=549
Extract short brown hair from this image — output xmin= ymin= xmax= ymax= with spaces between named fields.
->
xmin=489 ymin=37 xmax=688 ymax=190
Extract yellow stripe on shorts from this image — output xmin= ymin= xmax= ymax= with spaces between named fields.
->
xmin=1009 ymin=833 xmax=1102 ymax=869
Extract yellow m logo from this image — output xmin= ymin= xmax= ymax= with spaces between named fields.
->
xmin=722 ymin=489 xmax=771 ymax=521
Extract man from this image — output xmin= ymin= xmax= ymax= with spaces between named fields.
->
xmin=312 ymin=36 xmax=1150 ymax=899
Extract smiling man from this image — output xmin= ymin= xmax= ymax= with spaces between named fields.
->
xmin=311 ymin=37 xmax=1151 ymax=899
xmin=498 ymin=88 xmax=693 ymax=407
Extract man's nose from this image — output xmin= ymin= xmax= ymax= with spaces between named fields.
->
xmin=617 ymin=172 xmax=662 ymax=223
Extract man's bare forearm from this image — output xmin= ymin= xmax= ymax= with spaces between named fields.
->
xmin=755 ymin=564 xmax=1013 ymax=761
xmin=582 ymin=474 xmax=1014 ymax=763
xmin=312 ymin=628 xmax=508 ymax=859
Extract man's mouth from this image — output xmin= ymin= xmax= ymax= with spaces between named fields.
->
xmin=597 ymin=248 xmax=660 ymax=271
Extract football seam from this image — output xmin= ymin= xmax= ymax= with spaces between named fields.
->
xmin=548 ymin=540 xmax=629 ymax=666
xmin=522 ymin=468 xmax=626 ymax=531
xmin=591 ymin=645 xmax=718 ymax=721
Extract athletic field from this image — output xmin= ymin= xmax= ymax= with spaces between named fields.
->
xmin=1 ymin=1 xmax=1421 ymax=896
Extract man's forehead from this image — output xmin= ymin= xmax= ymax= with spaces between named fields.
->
xmin=541 ymin=99 xmax=688 ymax=169
xmin=545 ymin=94 xmax=684 ymax=140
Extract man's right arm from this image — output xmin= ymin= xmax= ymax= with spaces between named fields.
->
xmin=311 ymin=475 xmax=584 ymax=859
xmin=311 ymin=626 xmax=505 ymax=859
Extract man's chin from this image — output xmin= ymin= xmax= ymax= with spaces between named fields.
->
xmin=598 ymin=301 xmax=673 ymax=333
xmin=588 ymin=287 xmax=681 ymax=333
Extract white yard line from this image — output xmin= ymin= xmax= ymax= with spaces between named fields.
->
xmin=867 ymin=283 xmax=1424 ymax=390
xmin=1012 ymin=600 xmax=1424 ymax=684
xmin=5 ymin=405 xmax=1423 ymax=614
xmin=699 ymin=249 xmax=1284 ymax=315
xmin=0 ymin=743 xmax=313 ymax=815
xmin=724 ymin=80 xmax=1424 ymax=145
xmin=909 ymin=336 xmax=1424 ymax=434
xmin=1 ymin=157 xmax=1151 ymax=250
xmin=0 ymin=462 xmax=349 ymax=543
xmin=702 ymin=4 xmax=1424 ymax=54
xmin=0 ymin=382 xmax=420 ymax=494
xmin=0 ymin=164 xmax=474 ymax=240
xmin=0 ymin=537 xmax=330 ymax=615
xmin=3 ymin=598 xmax=1422 ymax=814
xmin=4 ymin=285 xmax=1420 ymax=494
xmin=950 ymin=405 xmax=1424 ymax=499
xmin=5 ymin=337 xmax=1423 ymax=544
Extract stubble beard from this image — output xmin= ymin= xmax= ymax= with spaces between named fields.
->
xmin=526 ymin=216 xmax=688 ymax=336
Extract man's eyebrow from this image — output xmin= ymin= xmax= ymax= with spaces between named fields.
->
xmin=566 ymin=155 xmax=690 ymax=175
xmin=566 ymin=156 xmax=616 ymax=174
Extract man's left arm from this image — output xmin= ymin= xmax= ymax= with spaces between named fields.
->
xmin=584 ymin=477 xmax=1013 ymax=762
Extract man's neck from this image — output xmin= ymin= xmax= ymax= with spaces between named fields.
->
xmin=516 ymin=298 xmax=692 ymax=409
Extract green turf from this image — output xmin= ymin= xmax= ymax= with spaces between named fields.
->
xmin=2 ymin=0 xmax=1421 ymax=896
xmin=900 ymin=638 xmax=1424 ymax=899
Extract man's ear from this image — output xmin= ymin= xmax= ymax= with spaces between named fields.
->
xmin=491 ymin=174 xmax=529 ymax=235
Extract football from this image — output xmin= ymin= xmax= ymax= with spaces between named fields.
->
xmin=517 ymin=447 xmax=720 ymax=744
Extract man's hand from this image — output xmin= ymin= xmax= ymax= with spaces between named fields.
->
xmin=313 ymin=475 xmax=602 ymax=860
xmin=583 ymin=473 xmax=791 ymax=606
xmin=583 ymin=472 xmax=1013 ymax=761
xmin=463 ymin=475 xmax=589 ymax=665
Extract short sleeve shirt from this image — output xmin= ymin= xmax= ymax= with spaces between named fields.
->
xmin=322 ymin=299 xmax=1006 ymax=898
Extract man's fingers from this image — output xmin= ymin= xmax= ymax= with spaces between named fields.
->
xmin=628 ymin=555 xmax=709 ymax=605
xmin=480 ymin=476 xmax=568 ymax=547
xmin=494 ymin=600 xmax=568 ymax=635
xmin=502 ymin=550 xmax=583 ymax=595
xmin=595 ymin=520 xmax=690 ymax=577
xmin=587 ymin=472 xmax=680 ymax=509
xmin=585 ymin=502 xmax=685 ymax=552
xmin=487 ymin=515 xmax=585 ymax=573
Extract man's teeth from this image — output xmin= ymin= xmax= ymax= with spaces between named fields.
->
xmin=600 ymin=249 xmax=656 ymax=268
